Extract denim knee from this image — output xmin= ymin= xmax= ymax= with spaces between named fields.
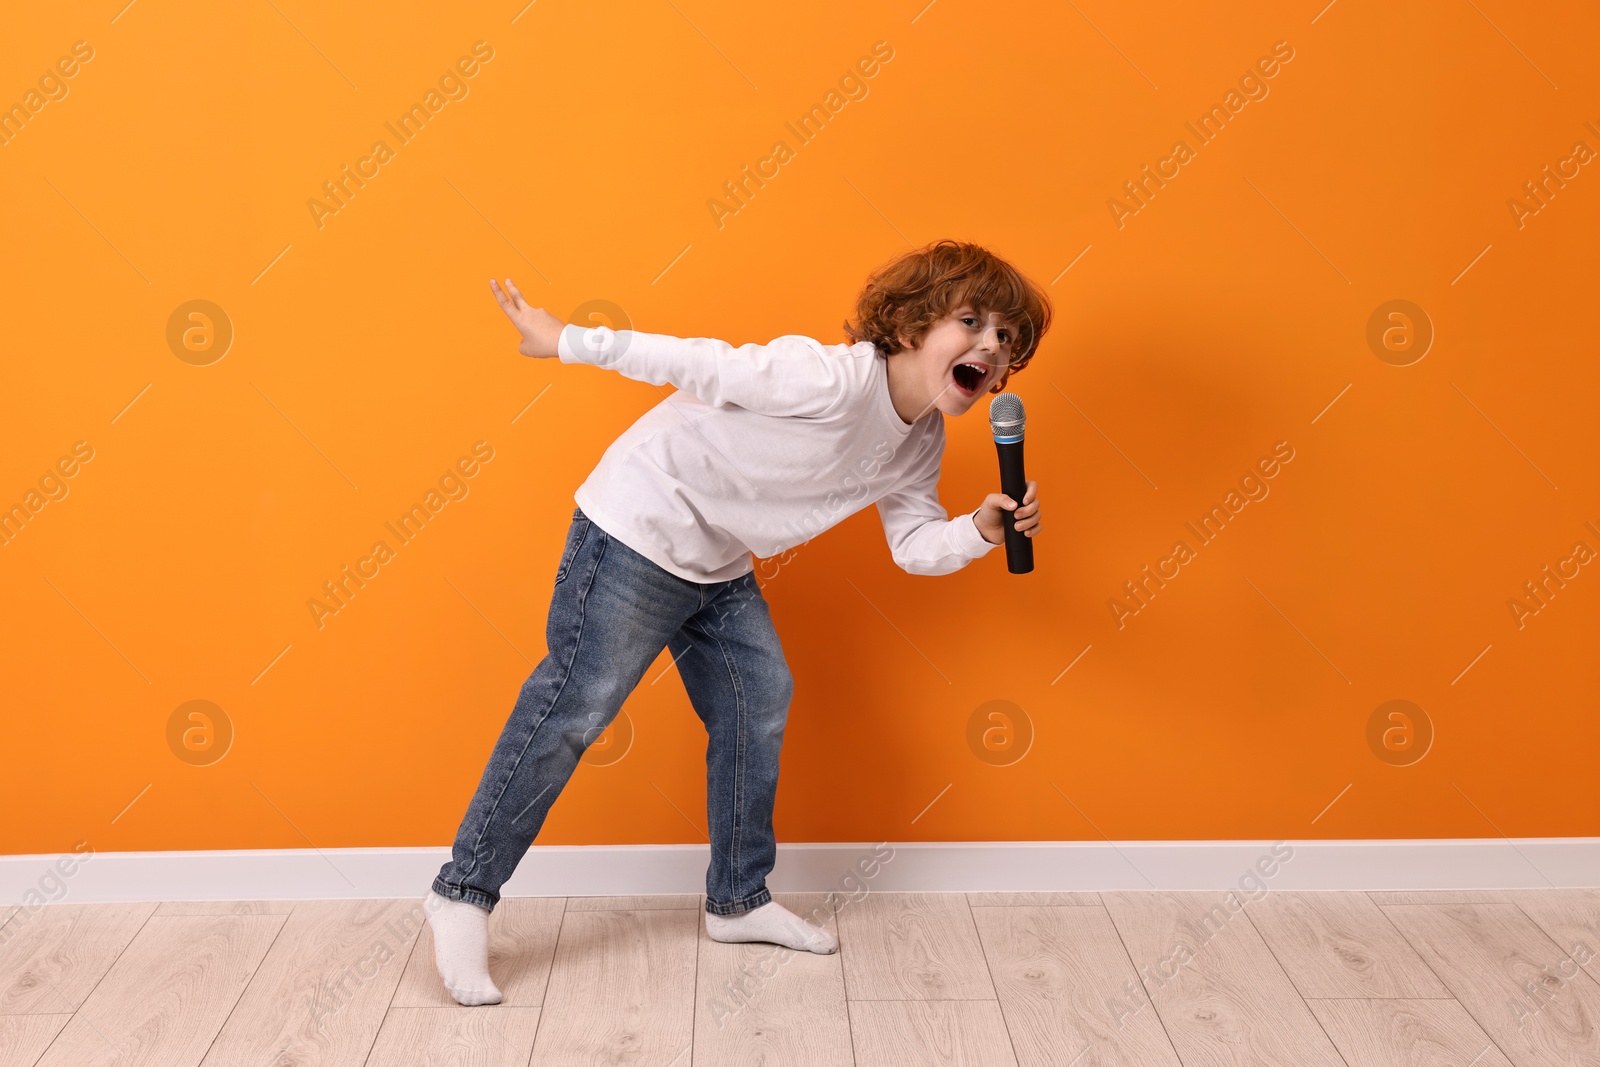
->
xmin=750 ymin=666 xmax=793 ymax=740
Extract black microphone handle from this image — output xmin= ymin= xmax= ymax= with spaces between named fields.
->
xmin=995 ymin=439 xmax=1033 ymax=574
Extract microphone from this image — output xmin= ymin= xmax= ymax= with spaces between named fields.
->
xmin=989 ymin=393 xmax=1033 ymax=574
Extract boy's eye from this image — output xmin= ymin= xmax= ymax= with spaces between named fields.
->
xmin=962 ymin=317 xmax=1012 ymax=345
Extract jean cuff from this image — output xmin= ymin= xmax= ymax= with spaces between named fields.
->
xmin=705 ymin=886 xmax=771 ymax=916
xmin=431 ymin=877 xmax=497 ymax=912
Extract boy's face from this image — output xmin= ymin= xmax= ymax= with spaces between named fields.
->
xmin=896 ymin=306 xmax=1017 ymax=417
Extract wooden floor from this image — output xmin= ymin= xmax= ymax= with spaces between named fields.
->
xmin=1 ymin=889 xmax=1596 ymax=1065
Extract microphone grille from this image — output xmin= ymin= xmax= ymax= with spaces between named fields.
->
xmin=989 ymin=392 xmax=1025 ymax=439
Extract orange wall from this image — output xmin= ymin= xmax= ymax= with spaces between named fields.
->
xmin=3 ymin=1 xmax=1596 ymax=857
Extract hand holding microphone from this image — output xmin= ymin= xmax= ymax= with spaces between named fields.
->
xmin=976 ymin=393 xmax=1039 ymax=573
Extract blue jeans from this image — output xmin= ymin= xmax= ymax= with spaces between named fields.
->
xmin=433 ymin=506 xmax=793 ymax=916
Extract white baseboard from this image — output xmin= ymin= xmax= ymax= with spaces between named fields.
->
xmin=4 ymin=839 xmax=1596 ymax=905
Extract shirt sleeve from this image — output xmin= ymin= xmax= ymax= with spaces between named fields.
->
xmin=875 ymin=431 xmax=1000 ymax=576
xmin=557 ymin=324 xmax=857 ymax=419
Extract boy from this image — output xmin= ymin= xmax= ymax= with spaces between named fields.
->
xmin=427 ymin=239 xmax=1049 ymax=1005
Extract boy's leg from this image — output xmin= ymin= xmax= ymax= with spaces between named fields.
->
xmin=668 ymin=571 xmax=834 ymax=953
xmin=669 ymin=571 xmax=789 ymax=915
xmin=665 ymin=575 xmax=832 ymax=959
xmin=433 ymin=509 xmax=702 ymax=910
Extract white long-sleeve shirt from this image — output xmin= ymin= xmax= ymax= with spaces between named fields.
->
xmin=556 ymin=323 xmax=999 ymax=584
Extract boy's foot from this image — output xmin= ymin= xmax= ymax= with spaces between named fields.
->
xmin=705 ymin=900 xmax=838 ymax=954
xmin=424 ymin=890 xmax=503 ymax=1005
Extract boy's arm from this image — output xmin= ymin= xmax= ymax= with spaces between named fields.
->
xmin=558 ymin=323 xmax=857 ymax=419
xmin=875 ymin=438 xmax=1000 ymax=576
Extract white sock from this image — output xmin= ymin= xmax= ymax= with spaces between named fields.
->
xmin=705 ymin=900 xmax=838 ymax=954
xmin=424 ymin=891 xmax=503 ymax=1006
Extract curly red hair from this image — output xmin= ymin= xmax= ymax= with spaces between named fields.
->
xmin=843 ymin=239 xmax=1053 ymax=392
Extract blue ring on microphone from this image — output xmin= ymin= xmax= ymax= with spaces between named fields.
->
xmin=993 ymin=432 xmax=1023 ymax=444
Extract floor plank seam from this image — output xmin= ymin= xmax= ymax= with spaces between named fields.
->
xmin=965 ymin=892 xmax=1023 ymax=1067
xmin=1511 ymin=896 xmax=1590 ymax=963
xmin=50 ymin=903 xmax=160 ymax=1017
xmin=845 ymin=997 xmax=1004 ymax=1002
xmin=539 ymin=895 xmax=569 ymax=1009
xmin=31 ymin=903 xmax=166 ymax=1066
xmin=194 ymin=909 xmax=293 ymax=1067
xmin=1240 ymin=902 xmax=1354 ymax=1067
xmin=833 ymin=892 xmax=860 ymax=1067
xmin=523 ymin=896 xmax=573 ymax=1061
xmin=688 ymin=897 xmax=700 ymax=1067
xmin=363 ymin=899 xmax=426 ymax=1067
xmin=1100 ymin=899 xmax=1189 ymax=1067
xmin=357 ymin=1010 xmax=385 ymax=1067
xmin=1374 ymin=902 xmax=1523 ymax=1067
xmin=1365 ymin=890 xmax=1458 ymax=1002
xmin=1300 ymin=996 xmax=1461 ymax=1000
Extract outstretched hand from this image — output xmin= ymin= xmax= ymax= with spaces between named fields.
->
xmin=974 ymin=480 xmax=1040 ymax=546
xmin=490 ymin=277 xmax=563 ymax=358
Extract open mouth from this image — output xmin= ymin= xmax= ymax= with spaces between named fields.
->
xmin=951 ymin=361 xmax=987 ymax=396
